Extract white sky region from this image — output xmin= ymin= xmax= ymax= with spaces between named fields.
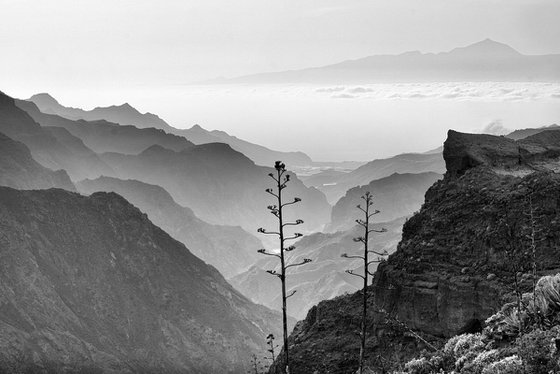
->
xmin=1 ymin=0 xmax=560 ymax=161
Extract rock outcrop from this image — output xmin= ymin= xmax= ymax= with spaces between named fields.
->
xmin=0 ymin=187 xmax=282 ymax=373
xmin=444 ymin=129 xmax=560 ymax=175
xmin=285 ymin=130 xmax=560 ymax=373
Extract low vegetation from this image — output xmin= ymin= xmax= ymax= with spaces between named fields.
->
xmin=393 ymin=273 xmax=560 ymax=374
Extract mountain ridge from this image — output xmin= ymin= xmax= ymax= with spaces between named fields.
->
xmin=209 ymin=39 xmax=560 ymax=84
xmin=27 ymin=94 xmax=315 ymax=167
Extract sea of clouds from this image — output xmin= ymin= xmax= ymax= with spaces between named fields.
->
xmin=313 ymin=82 xmax=560 ymax=102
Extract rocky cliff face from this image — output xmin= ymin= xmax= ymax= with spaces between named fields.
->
xmin=0 ymin=187 xmax=281 ymax=373
xmin=0 ymin=132 xmax=75 ymax=191
xmin=285 ymin=130 xmax=560 ymax=373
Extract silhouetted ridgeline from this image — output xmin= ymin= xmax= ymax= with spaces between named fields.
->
xmin=283 ymin=130 xmax=560 ymax=373
xmin=0 ymin=131 xmax=75 ymax=191
xmin=27 ymin=94 xmax=314 ymax=167
xmin=0 ymin=187 xmax=282 ymax=373
xmin=0 ymin=91 xmax=114 ymax=181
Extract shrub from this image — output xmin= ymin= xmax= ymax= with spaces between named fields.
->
xmin=534 ymin=274 xmax=560 ymax=317
xmin=450 ymin=334 xmax=486 ymax=359
xmin=481 ymin=355 xmax=522 ymax=374
xmin=484 ymin=303 xmax=523 ymax=341
xmin=461 ymin=349 xmax=502 ymax=374
xmin=404 ymin=357 xmax=431 ymax=374
xmin=517 ymin=327 xmax=560 ymax=374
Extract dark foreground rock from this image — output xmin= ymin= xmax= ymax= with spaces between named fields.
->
xmin=285 ymin=130 xmax=560 ymax=373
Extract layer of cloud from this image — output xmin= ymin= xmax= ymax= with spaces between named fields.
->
xmin=481 ymin=119 xmax=511 ymax=135
xmin=312 ymin=82 xmax=560 ymax=102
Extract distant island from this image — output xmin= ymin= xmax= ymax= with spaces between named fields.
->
xmin=208 ymin=39 xmax=560 ymax=84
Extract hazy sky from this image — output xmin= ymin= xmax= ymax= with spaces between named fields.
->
xmin=1 ymin=0 xmax=560 ymax=161
xmin=2 ymin=0 xmax=560 ymax=93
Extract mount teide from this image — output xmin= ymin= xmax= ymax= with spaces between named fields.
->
xmin=210 ymin=39 xmax=560 ymax=84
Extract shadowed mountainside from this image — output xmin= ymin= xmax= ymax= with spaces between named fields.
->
xmin=0 ymin=92 xmax=113 ymax=181
xmin=99 ymin=143 xmax=330 ymax=235
xmin=328 ymin=172 xmax=442 ymax=232
xmin=0 ymin=187 xmax=282 ymax=374
xmin=283 ymin=129 xmax=560 ymax=373
xmin=77 ymin=176 xmax=262 ymax=278
xmin=0 ymin=131 xmax=75 ymax=191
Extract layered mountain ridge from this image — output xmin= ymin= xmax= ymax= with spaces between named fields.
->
xmin=0 ymin=91 xmax=114 ymax=181
xmin=0 ymin=131 xmax=76 ymax=191
xmin=27 ymin=94 xmax=314 ymax=167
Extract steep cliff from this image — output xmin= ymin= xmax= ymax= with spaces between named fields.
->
xmin=0 ymin=187 xmax=281 ymax=373
xmin=285 ymin=130 xmax=560 ymax=373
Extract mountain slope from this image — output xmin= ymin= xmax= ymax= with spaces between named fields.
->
xmin=0 ymin=186 xmax=282 ymax=373
xmin=27 ymin=94 xmax=315 ymax=167
xmin=0 ymin=91 xmax=113 ymax=180
xmin=16 ymin=99 xmax=194 ymax=155
xmin=310 ymin=151 xmax=445 ymax=204
xmin=283 ymin=129 xmax=560 ymax=373
xmin=180 ymin=125 xmax=313 ymax=167
xmin=230 ymin=217 xmax=404 ymax=320
xmin=216 ymin=39 xmax=560 ymax=84
xmin=328 ymin=172 xmax=442 ymax=232
xmin=99 ymin=143 xmax=330 ymax=235
xmin=0 ymin=131 xmax=75 ymax=191
xmin=505 ymin=123 xmax=560 ymax=140
xmin=76 ymin=176 xmax=262 ymax=278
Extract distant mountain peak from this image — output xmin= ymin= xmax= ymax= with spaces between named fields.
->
xmin=447 ymin=38 xmax=522 ymax=57
xmin=28 ymin=93 xmax=61 ymax=107
xmin=190 ymin=124 xmax=207 ymax=131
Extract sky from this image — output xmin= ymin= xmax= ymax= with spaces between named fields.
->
xmin=2 ymin=0 xmax=560 ymax=92
xmin=1 ymin=0 xmax=560 ymax=161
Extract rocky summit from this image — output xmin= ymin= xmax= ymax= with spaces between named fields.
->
xmin=285 ymin=130 xmax=560 ymax=373
xmin=0 ymin=187 xmax=281 ymax=374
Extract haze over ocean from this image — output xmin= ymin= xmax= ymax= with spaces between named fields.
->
xmin=11 ymin=82 xmax=558 ymax=161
